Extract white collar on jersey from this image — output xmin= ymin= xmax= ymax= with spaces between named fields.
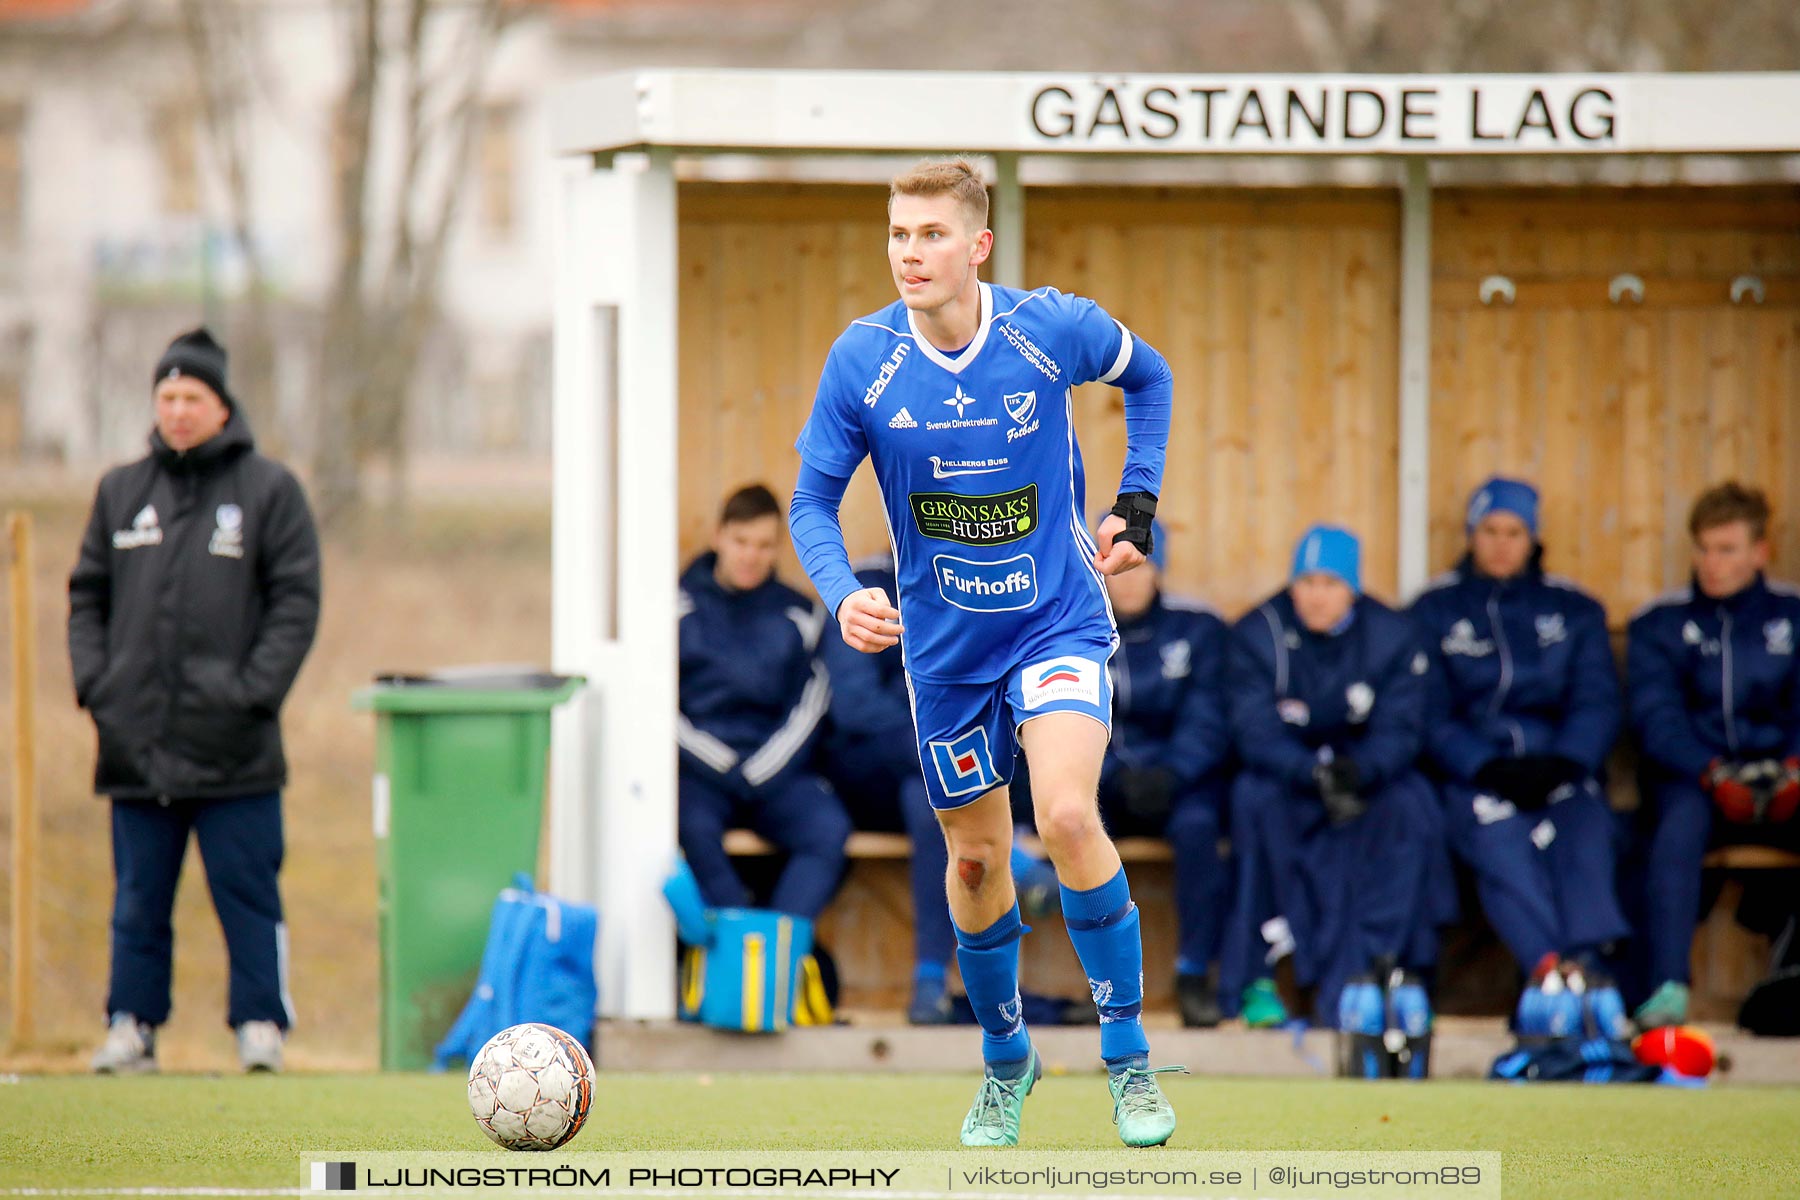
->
xmin=907 ymin=281 xmax=993 ymax=376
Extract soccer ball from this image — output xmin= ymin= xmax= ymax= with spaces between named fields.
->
xmin=466 ymin=1023 xmax=595 ymax=1151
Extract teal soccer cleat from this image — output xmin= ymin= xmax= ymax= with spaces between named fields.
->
xmin=959 ymin=1049 xmax=1042 ymax=1147
xmin=1109 ymin=1064 xmax=1187 ymax=1147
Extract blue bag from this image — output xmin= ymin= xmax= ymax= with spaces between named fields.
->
xmin=431 ymin=873 xmax=599 ymax=1070
xmin=664 ymin=862 xmax=823 ymax=1032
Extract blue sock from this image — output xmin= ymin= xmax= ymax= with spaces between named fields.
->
xmin=1062 ymin=866 xmax=1150 ymax=1064
xmin=1176 ymin=955 xmax=1205 ymax=978
xmin=915 ymin=960 xmax=946 ymax=985
xmin=954 ymin=904 xmax=1032 ymax=1069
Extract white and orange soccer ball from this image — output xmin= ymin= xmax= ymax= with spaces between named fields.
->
xmin=466 ymin=1023 xmax=595 ymax=1151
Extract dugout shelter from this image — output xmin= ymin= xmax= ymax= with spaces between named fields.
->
xmin=545 ymin=69 xmax=1800 ymax=1020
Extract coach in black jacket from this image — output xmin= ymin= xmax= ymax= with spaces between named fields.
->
xmin=70 ymin=328 xmax=320 ymax=1075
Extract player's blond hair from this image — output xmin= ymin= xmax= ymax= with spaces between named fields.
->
xmin=889 ymin=158 xmax=989 ymax=232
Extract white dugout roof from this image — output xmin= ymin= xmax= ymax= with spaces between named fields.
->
xmin=546 ymin=69 xmax=1800 ymax=1020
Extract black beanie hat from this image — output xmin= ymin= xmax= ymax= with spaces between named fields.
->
xmin=152 ymin=327 xmax=234 ymax=410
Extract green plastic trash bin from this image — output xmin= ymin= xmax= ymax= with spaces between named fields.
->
xmin=352 ymin=668 xmax=583 ymax=1071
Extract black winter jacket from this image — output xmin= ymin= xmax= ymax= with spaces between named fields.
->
xmin=68 ymin=413 xmax=320 ymax=798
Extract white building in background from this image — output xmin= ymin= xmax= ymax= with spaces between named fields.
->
xmin=0 ymin=0 xmax=819 ymax=466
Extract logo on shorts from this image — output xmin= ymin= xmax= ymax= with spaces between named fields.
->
xmin=1020 ymin=655 xmax=1102 ymax=711
xmin=933 ymin=553 xmax=1038 ymax=612
xmin=1277 ymin=698 xmax=1310 ymax=726
xmin=928 ymin=728 xmax=1001 ymax=799
xmin=910 ymin=484 xmax=1038 ymax=546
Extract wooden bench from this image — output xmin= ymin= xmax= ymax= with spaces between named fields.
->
xmin=724 ymin=829 xmax=1180 ymax=1010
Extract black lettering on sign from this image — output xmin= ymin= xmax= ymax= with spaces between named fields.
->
xmin=1343 ymin=88 xmax=1386 ymax=140
xmin=1141 ymin=86 xmax=1181 ymax=140
xmin=1569 ymin=88 xmax=1615 ymax=142
xmin=1399 ymin=89 xmax=1437 ymax=141
xmin=1030 ymin=87 xmax=1075 ymax=138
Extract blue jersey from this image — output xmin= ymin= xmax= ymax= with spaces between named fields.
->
xmin=795 ymin=282 xmax=1163 ymax=684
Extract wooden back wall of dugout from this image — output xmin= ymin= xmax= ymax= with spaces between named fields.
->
xmin=677 ymin=182 xmax=1800 ymax=625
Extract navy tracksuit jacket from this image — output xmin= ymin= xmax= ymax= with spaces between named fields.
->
xmin=1410 ymin=556 xmax=1628 ymax=969
xmin=1104 ymin=593 xmax=1234 ymax=973
xmin=676 ymin=553 xmax=848 ymax=918
xmin=815 ymin=556 xmax=953 ymax=968
xmin=1220 ymin=590 xmax=1437 ymax=1024
xmin=1627 ymin=573 xmax=1800 ymax=986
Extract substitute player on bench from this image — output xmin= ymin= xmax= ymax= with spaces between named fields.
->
xmin=789 ymin=158 xmax=1182 ymax=1148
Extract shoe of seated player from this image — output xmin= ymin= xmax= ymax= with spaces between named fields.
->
xmin=1633 ymin=980 xmax=1689 ymax=1031
xmin=92 ymin=1013 xmax=158 ymax=1075
xmin=907 ymin=973 xmax=956 ymax=1026
xmin=1109 ymin=1063 xmax=1186 ymax=1148
xmin=1239 ymin=977 xmax=1288 ymax=1028
xmin=237 ymin=1020 xmax=285 ymax=1073
xmin=959 ymin=1048 xmax=1041 ymax=1147
xmin=1176 ymin=972 xmax=1222 ymax=1028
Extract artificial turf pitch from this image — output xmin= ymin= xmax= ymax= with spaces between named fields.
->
xmin=2 ymin=1073 xmax=1796 ymax=1198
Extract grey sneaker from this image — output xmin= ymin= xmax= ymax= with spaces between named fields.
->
xmin=237 ymin=1020 xmax=285 ymax=1073
xmin=92 ymin=1014 xmax=157 ymax=1075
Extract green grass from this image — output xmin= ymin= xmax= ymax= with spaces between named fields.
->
xmin=2 ymin=1073 xmax=1798 ymax=1197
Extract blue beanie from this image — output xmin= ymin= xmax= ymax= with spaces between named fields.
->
xmin=1291 ymin=524 xmax=1360 ymax=593
xmin=1466 ymin=476 xmax=1539 ymax=537
xmin=1095 ymin=513 xmax=1167 ymax=570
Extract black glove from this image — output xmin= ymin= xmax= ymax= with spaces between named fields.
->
xmin=1473 ymin=755 xmax=1583 ymax=810
xmin=1109 ymin=491 xmax=1157 ymax=556
xmin=1112 ymin=766 xmax=1177 ymax=822
xmin=1313 ymin=760 xmax=1367 ymax=826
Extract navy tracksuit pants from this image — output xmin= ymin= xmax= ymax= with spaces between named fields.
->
xmin=1221 ymin=770 xmax=1432 ymax=1024
xmin=677 ymin=766 xmax=850 ymax=920
xmin=821 ymin=737 xmax=954 ymax=969
xmin=1642 ymin=776 xmax=1800 ymax=987
xmin=1442 ymin=778 xmax=1629 ymax=970
xmin=106 ymin=791 xmax=291 ymax=1030
xmin=1099 ymin=781 xmax=1231 ymax=973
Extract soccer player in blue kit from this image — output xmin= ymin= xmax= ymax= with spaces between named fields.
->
xmin=789 ymin=160 xmax=1182 ymax=1148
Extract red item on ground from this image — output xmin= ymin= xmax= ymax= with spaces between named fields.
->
xmin=1632 ymin=1025 xmax=1716 ymax=1078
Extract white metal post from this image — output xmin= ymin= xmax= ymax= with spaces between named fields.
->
xmin=550 ymin=150 xmax=680 ymax=1021
xmin=1398 ymin=159 xmax=1432 ymax=600
xmin=990 ymin=153 xmax=1025 ymax=288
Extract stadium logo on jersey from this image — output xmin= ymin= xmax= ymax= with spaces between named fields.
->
xmin=1767 ymin=619 xmax=1794 ymax=656
xmin=933 ymin=553 xmax=1038 ymax=613
xmin=1346 ymin=681 xmax=1374 ymax=723
xmin=1021 ymin=655 xmax=1102 ymax=711
xmin=888 ymin=407 xmax=918 ymax=429
xmin=910 ymin=484 xmax=1038 ymax=546
xmin=996 ymin=321 xmax=1062 ymax=381
xmin=1441 ymin=619 xmax=1494 ymax=658
xmin=209 ymin=503 xmax=245 ymax=559
xmin=928 ymin=727 xmax=1001 ymax=798
xmin=929 ymin=454 xmax=1006 ymax=479
xmin=1160 ymin=638 xmax=1191 ymax=680
xmin=112 ymin=504 xmax=164 ymax=550
xmin=1535 ymin=613 xmax=1567 ymax=648
xmin=861 ymin=343 xmax=910 ymax=407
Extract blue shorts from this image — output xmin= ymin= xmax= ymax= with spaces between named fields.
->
xmin=908 ymin=641 xmax=1115 ymax=811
